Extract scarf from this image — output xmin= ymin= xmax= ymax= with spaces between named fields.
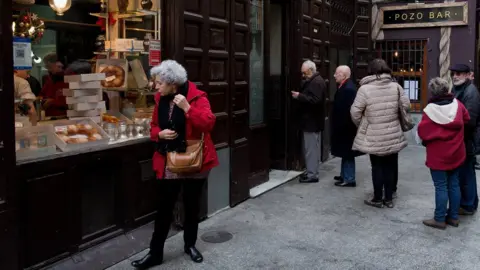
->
xmin=428 ymin=93 xmax=454 ymax=106
xmin=156 ymin=83 xmax=188 ymax=155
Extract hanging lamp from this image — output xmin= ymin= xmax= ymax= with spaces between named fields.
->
xmin=49 ymin=0 xmax=72 ymax=16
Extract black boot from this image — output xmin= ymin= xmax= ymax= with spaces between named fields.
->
xmin=185 ymin=246 xmax=203 ymax=263
xmin=131 ymin=252 xmax=163 ymax=269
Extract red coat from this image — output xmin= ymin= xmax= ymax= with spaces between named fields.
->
xmin=418 ymin=98 xmax=470 ymax=170
xmin=39 ymin=75 xmax=69 ymax=117
xmin=150 ymin=81 xmax=219 ymax=179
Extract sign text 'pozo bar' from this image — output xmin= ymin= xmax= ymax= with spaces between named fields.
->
xmin=380 ymin=2 xmax=468 ymax=29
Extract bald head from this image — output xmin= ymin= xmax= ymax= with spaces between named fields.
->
xmin=334 ymin=65 xmax=351 ymax=84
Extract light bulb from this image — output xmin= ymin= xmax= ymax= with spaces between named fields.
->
xmin=49 ymin=0 xmax=72 ymax=16
xmin=12 ymin=22 xmax=15 ymax=33
xmin=53 ymin=0 xmax=68 ymax=8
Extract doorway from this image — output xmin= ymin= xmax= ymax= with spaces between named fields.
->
xmin=267 ymin=0 xmax=290 ymax=170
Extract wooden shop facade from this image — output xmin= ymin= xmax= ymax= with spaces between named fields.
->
xmin=371 ymin=0 xmax=479 ymax=112
xmin=0 ymin=0 xmax=372 ymax=269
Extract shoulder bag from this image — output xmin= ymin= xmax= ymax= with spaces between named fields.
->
xmin=397 ymin=84 xmax=415 ymax=132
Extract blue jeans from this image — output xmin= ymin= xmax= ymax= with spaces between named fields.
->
xmin=459 ymin=156 xmax=478 ymax=212
xmin=340 ymin=157 xmax=355 ymax=183
xmin=430 ymin=168 xmax=461 ymax=222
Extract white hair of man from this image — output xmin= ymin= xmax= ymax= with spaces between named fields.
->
xmin=150 ymin=60 xmax=188 ymax=85
xmin=302 ymin=60 xmax=317 ymax=73
xmin=337 ymin=65 xmax=351 ymax=78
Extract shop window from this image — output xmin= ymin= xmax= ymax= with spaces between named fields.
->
xmin=249 ymin=0 xmax=265 ymax=126
xmin=377 ymin=40 xmax=427 ymax=112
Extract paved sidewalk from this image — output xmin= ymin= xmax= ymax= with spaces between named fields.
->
xmin=108 ymin=146 xmax=480 ymax=270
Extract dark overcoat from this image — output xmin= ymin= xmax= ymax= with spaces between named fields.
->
xmin=330 ymin=79 xmax=363 ymax=158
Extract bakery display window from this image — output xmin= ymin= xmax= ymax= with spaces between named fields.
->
xmin=13 ymin=0 xmax=162 ymax=163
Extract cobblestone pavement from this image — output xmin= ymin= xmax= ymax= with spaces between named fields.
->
xmin=109 ymin=146 xmax=480 ymax=270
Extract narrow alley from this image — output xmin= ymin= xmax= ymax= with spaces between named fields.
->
xmin=109 ymin=146 xmax=480 ymax=270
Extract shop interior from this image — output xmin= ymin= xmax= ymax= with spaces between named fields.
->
xmin=13 ymin=0 xmax=161 ymax=163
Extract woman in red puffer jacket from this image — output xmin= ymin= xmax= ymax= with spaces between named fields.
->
xmin=418 ymin=77 xmax=470 ymax=230
xmin=131 ymin=60 xmax=218 ymax=270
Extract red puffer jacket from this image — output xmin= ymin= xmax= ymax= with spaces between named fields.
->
xmin=150 ymin=81 xmax=219 ymax=179
xmin=418 ymin=98 xmax=470 ymax=171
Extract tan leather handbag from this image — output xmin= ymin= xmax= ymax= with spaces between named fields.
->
xmin=166 ymin=133 xmax=204 ymax=174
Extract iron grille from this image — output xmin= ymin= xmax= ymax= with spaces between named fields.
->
xmin=377 ymin=40 xmax=427 ymax=112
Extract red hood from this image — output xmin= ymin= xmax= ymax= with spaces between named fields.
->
xmin=154 ymin=81 xmax=206 ymax=103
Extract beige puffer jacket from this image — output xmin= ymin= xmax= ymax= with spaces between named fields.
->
xmin=350 ymin=74 xmax=410 ymax=156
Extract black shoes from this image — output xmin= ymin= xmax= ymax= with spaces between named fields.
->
xmin=299 ymin=177 xmax=319 ymax=183
xmin=334 ymin=181 xmax=356 ymax=187
xmin=334 ymin=176 xmax=343 ymax=182
xmin=131 ymin=246 xmax=203 ymax=269
xmin=131 ymin=252 xmax=163 ymax=270
xmin=185 ymin=246 xmax=204 ymax=263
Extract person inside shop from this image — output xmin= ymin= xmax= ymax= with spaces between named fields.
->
xmin=39 ymin=52 xmax=68 ymax=117
xmin=14 ymin=69 xmax=42 ymax=96
xmin=131 ymin=60 xmax=219 ymax=270
xmin=14 ymin=73 xmax=37 ymax=125
xmin=291 ymin=60 xmax=327 ymax=183
xmin=450 ymin=64 xmax=480 ymax=215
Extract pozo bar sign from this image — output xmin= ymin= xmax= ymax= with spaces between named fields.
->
xmin=380 ymin=2 xmax=468 ymax=29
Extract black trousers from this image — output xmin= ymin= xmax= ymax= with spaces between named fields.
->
xmin=150 ymin=179 xmax=206 ymax=254
xmin=370 ymin=153 xmax=398 ymax=201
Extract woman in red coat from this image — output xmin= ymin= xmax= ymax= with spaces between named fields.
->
xmin=132 ymin=60 xmax=218 ymax=270
xmin=418 ymin=77 xmax=470 ymax=230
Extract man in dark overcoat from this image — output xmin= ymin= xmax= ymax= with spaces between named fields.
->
xmin=331 ymin=66 xmax=362 ymax=187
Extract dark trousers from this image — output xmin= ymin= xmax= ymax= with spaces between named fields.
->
xmin=370 ymin=153 xmax=398 ymax=201
xmin=150 ymin=179 xmax=206 ymax=254
xmin=459 ymin=155 xmax=478 ymax=212
xmin=393 ymin=155 xmax=398 ymax=192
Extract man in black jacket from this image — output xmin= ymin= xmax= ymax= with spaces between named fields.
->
xmin=330 ymin=66 xmax=362 ymax=187
xmin=291 ymin=60 xmax=326 ymax=183
xmin=451 ymin=64 xmax=480 ymax=215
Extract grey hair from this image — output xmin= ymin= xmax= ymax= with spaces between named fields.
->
xmin=302 ymin=60 xmax=317 ymax=73
xmin=150 ymin=60 xmax=188 ymax=85
xmin=337 ymin=65 xmax=351 ymax=78
xmin=428 ymin=77 xmax=450 ymax=97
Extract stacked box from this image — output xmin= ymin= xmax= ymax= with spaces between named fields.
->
xmin=63 ymin=73 xmax=107 ymax=123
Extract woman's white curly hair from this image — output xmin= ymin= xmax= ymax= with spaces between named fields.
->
xmin=150 ymin=60 xmax=188 ymax=85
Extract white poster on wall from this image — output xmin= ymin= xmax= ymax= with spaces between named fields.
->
xmin=13 ymin=37 xmax=32 ymax=70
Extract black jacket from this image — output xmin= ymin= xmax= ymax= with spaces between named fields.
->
xmin=297 ymin=73 xmax=326 ymax=132
xmin=453 ymin=80 xmax=480 ymax=156
xmin=330 ymin=79 xmax=363 ymax=158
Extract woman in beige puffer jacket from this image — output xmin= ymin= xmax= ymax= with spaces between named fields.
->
xmin=350 ymin=59 xmax=410 ymax=208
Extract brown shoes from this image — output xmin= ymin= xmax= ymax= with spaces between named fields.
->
xmin=446 ymin=218 xmax=460 ymax=227
xmin=422 ymin=219 xmax=447 ymax=230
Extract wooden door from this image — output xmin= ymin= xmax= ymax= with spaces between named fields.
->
xmin=298 ymin=0 xmax=331 ymax=162
xmin=176 ymin=0 xmax=250 ymax=206
xmin=0 ymin=0 xmax=18 ymax=269
xmin=229 ymin=0 xmax=251 ymax=206
xmin=352 ymin=0 xmax=372 ymax=83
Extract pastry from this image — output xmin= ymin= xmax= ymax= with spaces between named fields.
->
xmin=55 ymin=126 xmax=68 ymax=135
xmin=88 ymin=133 xmax=103 ymax=141
xmin=100 ymin=65 xmax=125 ymax=88
xmin=58 ymin=134 xmax=70 ymax=142
xmin=67 ymin=125 xmax=78 ymax=134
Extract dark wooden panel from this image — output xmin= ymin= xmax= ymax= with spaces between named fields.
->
xmin=0 ymin=209 xmax=18 ymax=270
xmin=229 ymin=0 xmax=251 ymax=206
xmin=80 ymin=152 xmax=120 ymax=243
xmin=353 ymin=0 xmax=372 ymax=83
xmin=24 ymin=171 xmax=71 ymax=267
